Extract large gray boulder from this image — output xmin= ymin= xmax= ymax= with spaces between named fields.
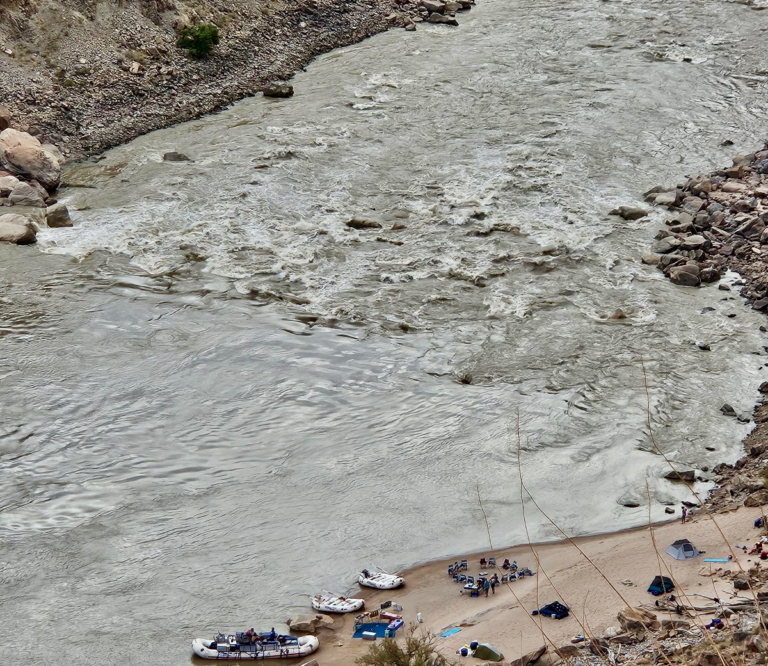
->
xmin=0 ymin=213 xmax=36 ymax=244
xmin=653 ymin=237 xmax=680 ymax=254
xmin=421 ymin=0 xmax=446 ymax=11
xmin=0 ymin=129 xmax=61 ymax=190
xmin=9 ymin=182 xmax=46 ymax=207
xmin=669 ymin=264 xmax=700 ymax=287
xmin=45 ymin=203 xmax=73 ymax=228
xmin=680 ymin=235 xmax=708 ymax=251
xmin=610 ymin=206 xmax=648 ymax=220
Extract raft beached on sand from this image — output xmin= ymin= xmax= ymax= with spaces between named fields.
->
xmin=358 ymin=568 xmax=405 ymax=590
xmin=192 ymin=631 xmax=319 ymax=660
xmin=311 ymin=591 xmax=364 ymax=613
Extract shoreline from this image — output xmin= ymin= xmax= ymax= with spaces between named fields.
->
xmin=302 ymin=151 xmax=768 ymax=664
xmin=312 ymin=504 xmax=768 ymax=665
xmin=0 ymin=0 xmax=473 ymax=162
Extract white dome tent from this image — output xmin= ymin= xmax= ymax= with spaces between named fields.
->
xmin=666 ymin=539 xmax=700 ymax=560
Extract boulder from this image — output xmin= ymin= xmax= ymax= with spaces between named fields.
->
xmin=5 ymin=146 xmax=60 ymax=191
xmin=420 ymin=0 xmax=446 ymax=11
xmin=680 ymin=235 xmax=708 ymax=250
xmin=427 ymin=12 xmax=459 ymax=24
xmin=0 ymin=213 xmax=36 ymax=244
xmin=263 ymin=83 xmax=294 ymax=98
xmin=617 ymin=607 xmax=659 ymax=634
xmin=745 ymin=490 xmax=768 ymax=508
xmin=346 ymin=217 xmax=381 ymax=230
xmin=288 ymin=613 xmax=333 ymax=633
xmin=0 ymin=129 xmax=61 ymax=190
xmin=9 ymin=182 xmax=46 ymax=207
xmin=665 ymin=507 xmax=675 ymax=514
xmin=669 ymin=265 xmax=700 ymax=287
xmin=444 ymin=0 xmax=462 ymax=11
xmin=664 ymin=469 xmax=696 ymax=482
xmin=610 ymin=206 xmax=648 ymax=220
xmin=609 ymin=309 xmax=627 ymax=320
xmin=0 ymin=105 xmax=10 ymax=131
xmin=641 ymin=253 xmax=660 ymax=265
xmin=700 ymin=267 xmax=721 ymax=283
xmin=509 ymin=645 xmax=546 ymax=666
xmin=734 ymin=573 xmax=750 ymax=591
xmin=163 ymin=151 xmax=190 ymax=162
xmin=722 ymin=181 xmax=747 ymax=193
xmin=682 ymin=196 xmax=706 ymax=215
xmin=720 ymin=403 xmax=737 ymax=417
xmin=0 ymin=174 xmax=20 ymax=196
xmin=658 ymin=253 xmax=686 ymax=268
xmin=653 ymin=237 xmax=680 ymax=254
xmin=45 ymin=203 xmax=72 ymax=228
xmin=731 ymin=475 xmax=764 ymax=493
xmin=654 ymin=191 xmax=678 ymax=206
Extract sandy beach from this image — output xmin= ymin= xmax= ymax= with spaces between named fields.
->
xmin=308 ymin=506 xmax=768 ymax=665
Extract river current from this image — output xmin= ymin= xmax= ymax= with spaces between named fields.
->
xmin=3 ymin=0 xmax=768 ymax=662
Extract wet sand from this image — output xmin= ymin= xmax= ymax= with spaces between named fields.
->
xmin=313 ymin=506 xmax=766 ymax=665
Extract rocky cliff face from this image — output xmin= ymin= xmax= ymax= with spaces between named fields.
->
xmin=0 ymin=0 xmax=455 ymax=161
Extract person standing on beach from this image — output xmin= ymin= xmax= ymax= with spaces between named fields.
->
xmin=483 ymin=578 xmax=490 ymax=597
xmin=681 ymin=506 xmax=687 ymax=524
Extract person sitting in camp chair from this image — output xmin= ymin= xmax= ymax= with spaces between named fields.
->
xmin=502 ymin=558 xmax=511 ymax=569
xmin=479 ymin=557 xmax=487 ymax=567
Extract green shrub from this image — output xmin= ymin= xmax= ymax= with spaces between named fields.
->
xmin=356 ymin=628 xmax=456 ymax=666
xmin=177 ymin=23 xmax=220 ymax=58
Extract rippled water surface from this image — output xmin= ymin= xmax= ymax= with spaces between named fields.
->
xmin=4 ymin=0 xmax=768 ymax=662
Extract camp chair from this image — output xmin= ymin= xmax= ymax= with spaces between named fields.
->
xmin=479 ymin=558 xmax=487 ymax=567
xmin=453 ymin=574 xmax=460 ymax=583
xmin=509 ymin=573 xmax=517 ymax=581
xmin=460 ymin=559 xmax=468 ymax=571
xmin=501 ymin=574 xmax=508 ymax=583
xmin=458 ymin=574 xmax=467 ymax=583
xmin=448 ymin=565 xmax=454 ymax=575
xmin=488 ymin=557 xmax=496 ymax=567
xmin=467 ymin=576 xmax=474 ymax=585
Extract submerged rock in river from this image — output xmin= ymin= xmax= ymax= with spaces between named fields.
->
xmin=263 ymin=83 xmax=295 ymax=98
